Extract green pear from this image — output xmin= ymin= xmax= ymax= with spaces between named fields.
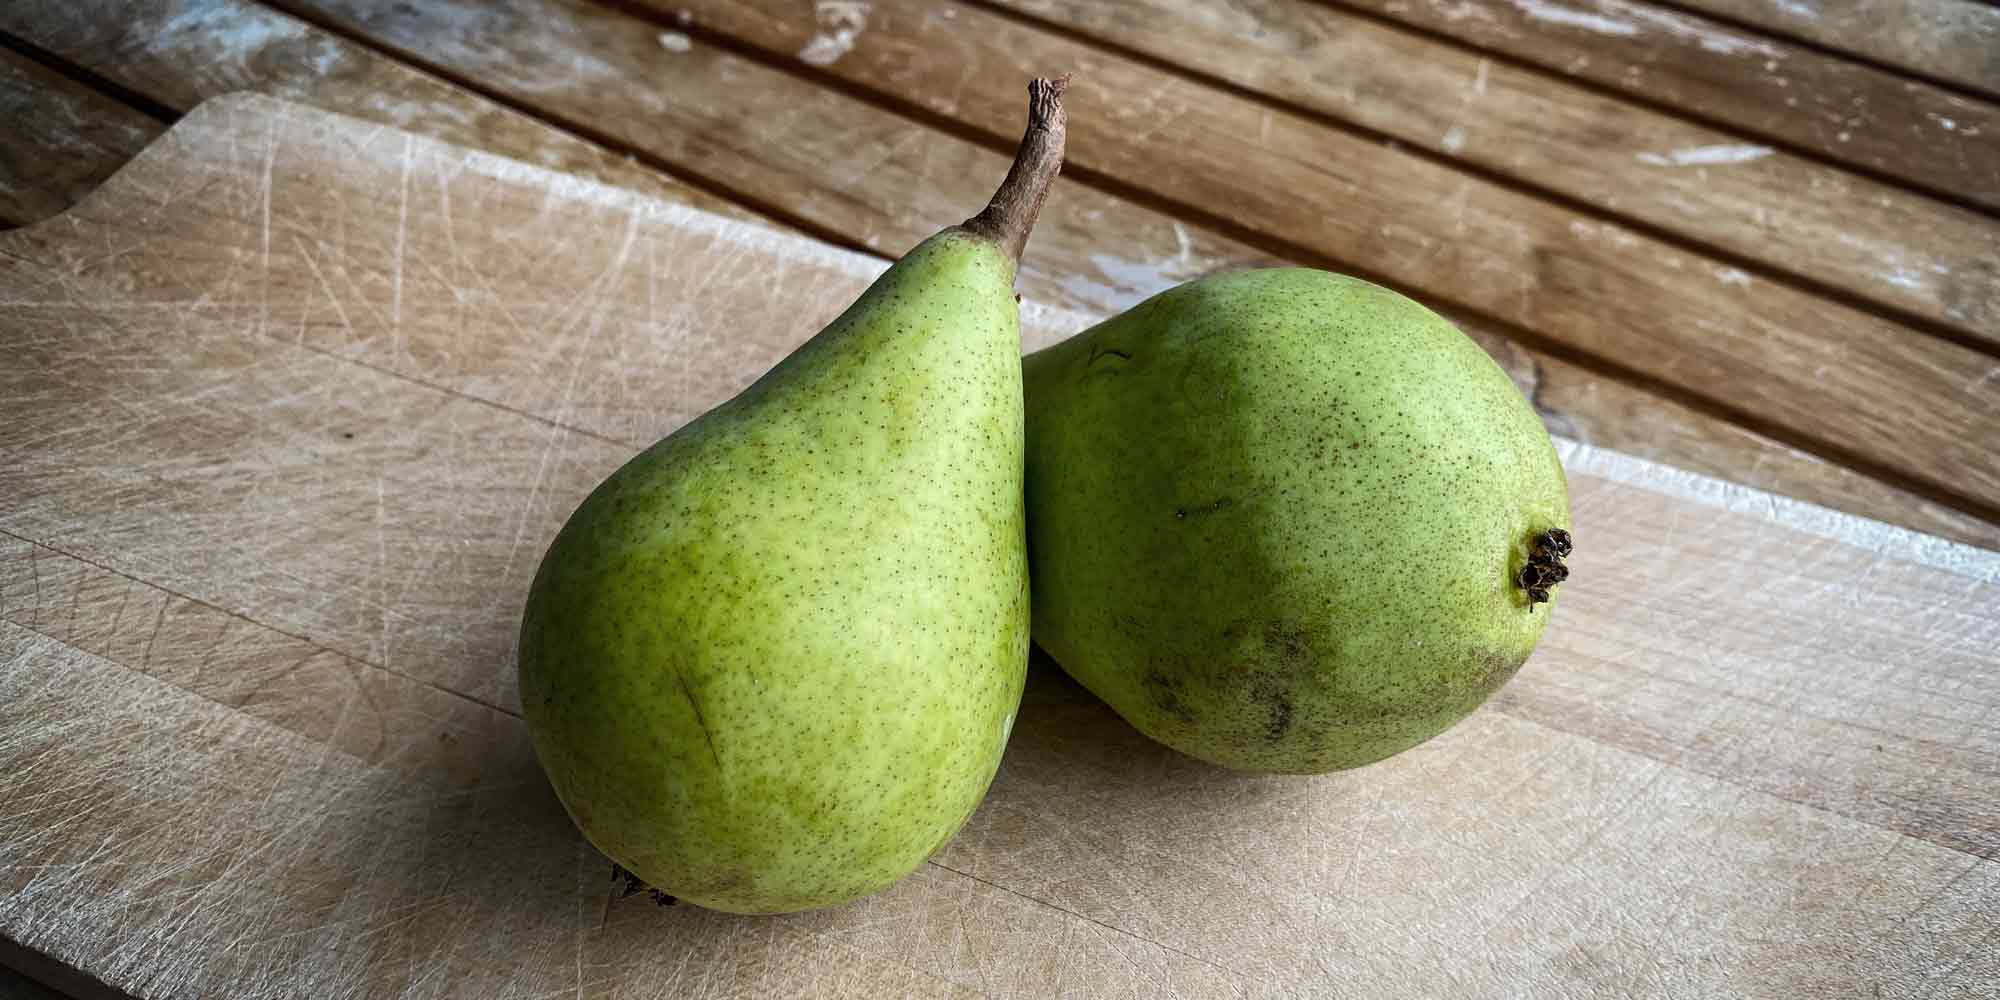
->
xmin=519 ymin=79 xmax=1069 ymax=913
xmin=1023 ymin=268 xmax=1570 ymax=774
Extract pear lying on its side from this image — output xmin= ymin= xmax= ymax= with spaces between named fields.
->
xmin=1023 ymin=268 xmax=1570 ymax=774
xmin=518 ymin=79 xmax=1069 ymax=913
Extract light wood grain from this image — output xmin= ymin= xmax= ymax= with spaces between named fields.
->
xmin=2 ymin=96 xmax=1997 ymax=998
xmin=0 ymin=47 xmax=164 ymax=227
xmin=981 ymin=0 xmax=2000 ymax=342
xmin=630 ymin=0 xmax=2000 ymax=521
xmin=1666 ymin=0 xmax=2000 ymax=96
xmin=1333 ymin=0 xmax=2000 ymax=212
xmin=0 ymin=0 xmax=741 ymax=222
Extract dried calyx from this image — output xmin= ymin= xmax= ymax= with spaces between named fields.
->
xmin=1518 ymin=528 xmax=1573 ymax=609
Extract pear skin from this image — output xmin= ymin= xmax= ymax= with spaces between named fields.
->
xmin=519 ymin=78 xmax=1069 ymax=912
xmin=1023 ymin=269 xmax=1570 ymax=774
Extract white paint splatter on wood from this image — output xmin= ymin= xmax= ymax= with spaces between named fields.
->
xmin=1625 ymin=4 xmax=1784 ymax=56
xmin=1636 ymin=144 xmax=1774 ymax=166
xmin=1051 ymin=223 xmax=1202 ymax=310
xmin=657 ymin=32 xmax=691 ymax=53
xmin=1508 ymin=0 xmax=1782 ymax=57
xmin=1509 ymin=0 xmax=1635 ymax=36
xmin=157 ymin=4 xmax=309 ymax=62
xmin=799 ymin=1 xmax=871 ymax=67
xmin=1433 ymin=0 xmax=1497 ymax=22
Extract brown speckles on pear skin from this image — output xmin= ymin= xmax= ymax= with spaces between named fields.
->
xmin=518 ymin=231 xmax=1030 ymax=913
xmin=1023 ymin=268 xmax=1570 ymax=774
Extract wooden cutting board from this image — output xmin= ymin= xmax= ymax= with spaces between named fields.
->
xmin=2 ymin=94 xmax=1995 ymax=1000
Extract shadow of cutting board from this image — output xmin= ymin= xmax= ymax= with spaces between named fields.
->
xmin=2 ymin=94 xmax=1996 ymax=1000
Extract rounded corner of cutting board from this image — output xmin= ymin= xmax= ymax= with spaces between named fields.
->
xmin=0 ymin=91 xmax=307 ymax=245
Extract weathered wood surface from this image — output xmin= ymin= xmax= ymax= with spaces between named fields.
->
xmin=981 ymin=0 xmax=1998 ymax=342
xmin=1453 ymin=330 xmax=2000 ymax=551
xmin=0 ymin=47 xmax=164 ymax=227
xmin=261 ymin=0 xmax=1265 ymax=316
xmin=2 ymin=95 xmax=1996 ymax=1000
xmin=580 ymin=0 xmax=2000 ymax=516
xmin=0 ymin=0 xmax=738 ymax=223
xmin=1665 ymin=0 xmax=2000 ymax=95
xmin=1334 ymin=0 xmax=2000 ymax=212
xmin=3 ymin=0 xmax=1995 ymax=550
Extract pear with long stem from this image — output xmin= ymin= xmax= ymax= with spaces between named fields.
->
xmin=519 ymin=77 xmax=1069 ymax=914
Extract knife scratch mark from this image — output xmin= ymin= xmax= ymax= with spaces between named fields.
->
xmin=393 ymin=133 xmax=413 ymax=330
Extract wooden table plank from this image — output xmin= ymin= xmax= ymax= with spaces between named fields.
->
xmin=257 ymin=0 xmax=1263 ymax=319
xmin=3 ymin=101 xmax=1997 ymax=997
xmin=0 ymin=46 xmax=164 ymax=227
xmin=0 ymin=0 xmax=740 ymax=224
xmin=1666 ymin=0 xmax=2000 ymax=96
xmin=1332 ymin=0 xmax=2000 ymax=212
xmin=631 ymin=0 xmax=2000 ymax=523
xmin=981 ymin=0 xmax=1999 ymax=344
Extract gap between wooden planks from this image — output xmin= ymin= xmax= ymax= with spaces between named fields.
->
xmin=1659 ymin=0 xmax=2000 ymax=98
xmin=0 ymin=0 xmax=741 ymax=224
xmin=1 ymin=0 xmax=1995 ymax=551
xmin=1327 ymin=0 xmax=2000 ymax=214
xmin=0 ymin=43 xmax=166 ymax=227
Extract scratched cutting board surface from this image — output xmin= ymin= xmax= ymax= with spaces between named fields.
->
xmin=2 ymin=95 xmax=1996 ymax=1000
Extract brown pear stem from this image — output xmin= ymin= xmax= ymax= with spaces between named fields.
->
xmin=961 ymin=75 xmax=1070 ymax=266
